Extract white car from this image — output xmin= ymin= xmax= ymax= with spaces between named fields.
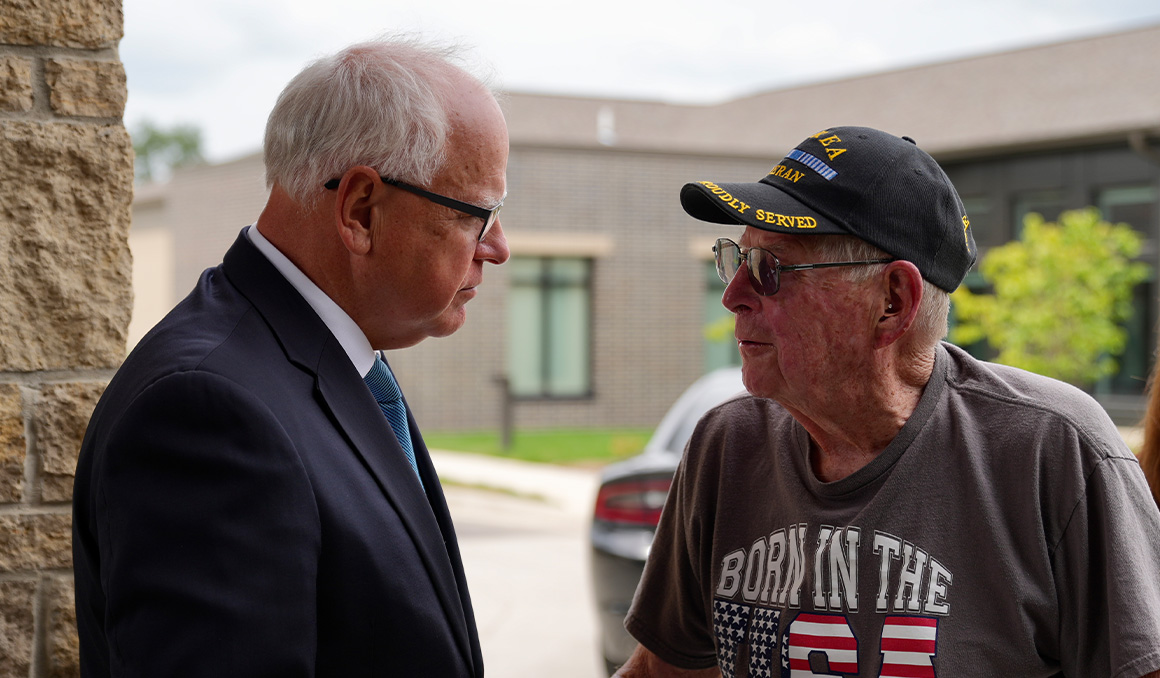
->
xmin=588 ymin=367 xmax=746 ymax=674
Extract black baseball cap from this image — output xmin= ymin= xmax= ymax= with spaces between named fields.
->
xmin=680 ymin=126 xmax=976 ymax=292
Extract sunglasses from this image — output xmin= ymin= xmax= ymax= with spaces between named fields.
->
xmin=713 ymin=237 xmax=893 ymax=296
xmin=324 ymin=176 xmax=504 ymax=242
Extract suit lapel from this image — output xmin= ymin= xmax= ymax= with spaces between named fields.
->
xmin=221 ymin=230 xmax=477 ymax=674
xmin=402 ymin=389 xmax=485 ymax=676
xmin=314 ymin=345 xmax=475 ymax=669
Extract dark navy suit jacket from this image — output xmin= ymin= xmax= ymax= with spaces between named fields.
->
xmin=72 ymin=229 xmax=482 ymax=677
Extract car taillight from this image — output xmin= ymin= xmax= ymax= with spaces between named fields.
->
xmin=593 ymin=477 xmax=672 ymax=526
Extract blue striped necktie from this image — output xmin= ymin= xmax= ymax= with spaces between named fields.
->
xmin=364 ymin=356 xmax=423 ymax=488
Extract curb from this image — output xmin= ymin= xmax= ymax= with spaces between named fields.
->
xmin=431 ymin=449 xmax=600 ymax=516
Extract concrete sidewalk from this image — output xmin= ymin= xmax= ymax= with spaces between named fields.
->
xmin=430 ymin=448 xmax=602 ymax=517
xmin=432 ymin=450 xmax=606 ymax=678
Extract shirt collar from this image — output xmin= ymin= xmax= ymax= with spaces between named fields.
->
xmin=246 ymin=223 xmax=376 ymax=377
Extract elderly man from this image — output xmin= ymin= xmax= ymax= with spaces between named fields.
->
xmin=72 ymin=39 xmax=507 ymax=677
xmin=617 ymin=127 xmax=1160 ymax=677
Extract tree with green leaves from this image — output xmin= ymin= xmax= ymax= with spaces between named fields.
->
xmin=131 ymin=120 xmax=204 ymax=183
xmin=950 ymin=207 xmax=1150 ymax=388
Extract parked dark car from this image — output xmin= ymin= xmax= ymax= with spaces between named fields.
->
xmin=589 ymin=367 xmax=746 ymax=674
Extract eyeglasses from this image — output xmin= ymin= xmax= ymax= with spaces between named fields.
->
xmin=324 ymin=176 xmax=504 ymax=242
xmin=713 ymin=237 xmax=893 ymax=296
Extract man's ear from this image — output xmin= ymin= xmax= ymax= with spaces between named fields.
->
xmin=875 ymin=260 xmax=924 ymax=349
xmin=333 ymin=167 xmax=383 ymax=256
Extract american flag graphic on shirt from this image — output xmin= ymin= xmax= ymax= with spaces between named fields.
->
xmin=709 ymin=601 xmax=942 ymax=677
xmin=784 ymin=613 xmax=858 ymax=676
xmin=880 ymin=616 xmax=938 ymax=677
xmin=710 ymin=524 xmax=948 ymax=677
xmin=769 ymin=612 xmax=937 ymax=677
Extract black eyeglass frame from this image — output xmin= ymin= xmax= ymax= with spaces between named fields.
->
xmin=713 ymin=237 xmax=894 ymax=296
xmin=324 ymin=175 xmax=504 ymax=242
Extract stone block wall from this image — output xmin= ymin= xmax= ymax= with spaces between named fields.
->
xmin=0 ymin=0 xmax=131 ymax=676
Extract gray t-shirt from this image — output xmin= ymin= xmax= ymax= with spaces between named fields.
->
xmin=626 ymin=343 xmax=1160 ymax=678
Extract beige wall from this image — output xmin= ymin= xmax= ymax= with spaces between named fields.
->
xmin=0 ymin=1 xmax=132 ymax=675
xmin=125 ymin=153 xmax=267 ymax=352
xmin=126 ymin=220 xmax=174 ymax=350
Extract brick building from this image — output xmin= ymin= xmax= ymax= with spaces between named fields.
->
xmin=131 ymin=22 xmax=1160 ymax=432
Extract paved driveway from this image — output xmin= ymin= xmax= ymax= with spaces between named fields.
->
xmin=436 ymin=451 xmax=606 ymax=678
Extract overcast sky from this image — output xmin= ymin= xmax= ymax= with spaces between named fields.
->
xmin=121 ymin=0 xmax=1160 ymax=163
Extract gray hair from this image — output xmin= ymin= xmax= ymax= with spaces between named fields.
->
xmin=263 ymin=38 xmax=484 ymax=205
xmin=804 ymin=235 xmax=950 ymax=349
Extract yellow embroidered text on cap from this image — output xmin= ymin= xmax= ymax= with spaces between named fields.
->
xmin=769 ymin=164 xmax=805 ymax=183
xmin=698 ymin=181 xmax=751 ymax=214
xmin=755 ymin=210 xmax=818 ymax=229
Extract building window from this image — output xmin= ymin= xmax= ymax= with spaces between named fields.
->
xmin=507 ymin=257 xmax=592 ymax=398
xmin=960 ymin=196 xmax=999 ymax=248
xmin=1100 ymin=185 xmax=1158 ymax=241
xmin=703 ymin=261 xmax=740 ymax=372
xmin=1095 ymin=185 xmax=1158 ymax=396
xmin=1012 ymin=190 xmax=1065 ymax=236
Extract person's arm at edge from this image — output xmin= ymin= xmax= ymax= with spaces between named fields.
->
xmin=613 ymin=645 xmax=721 ymax=678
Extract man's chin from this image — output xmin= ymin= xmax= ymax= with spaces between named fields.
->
xmin=427 ymin=308 xmax=468 ymax=339
xmin=740 ymin=363 xmax=780 ymax=401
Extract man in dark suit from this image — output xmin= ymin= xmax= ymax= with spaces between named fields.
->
xmin=72 ymin=38 xmax=509 ymax=677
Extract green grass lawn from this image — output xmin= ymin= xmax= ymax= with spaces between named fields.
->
xmin=422 ymin=428 xmax=653 ymax=466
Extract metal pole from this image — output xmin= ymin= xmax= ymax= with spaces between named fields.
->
xmin=494 ymin=374 xmax=513 ymax=451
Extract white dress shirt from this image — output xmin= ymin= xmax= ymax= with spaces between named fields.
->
xmin=246 ymin=223 xmax=376 ymax=377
